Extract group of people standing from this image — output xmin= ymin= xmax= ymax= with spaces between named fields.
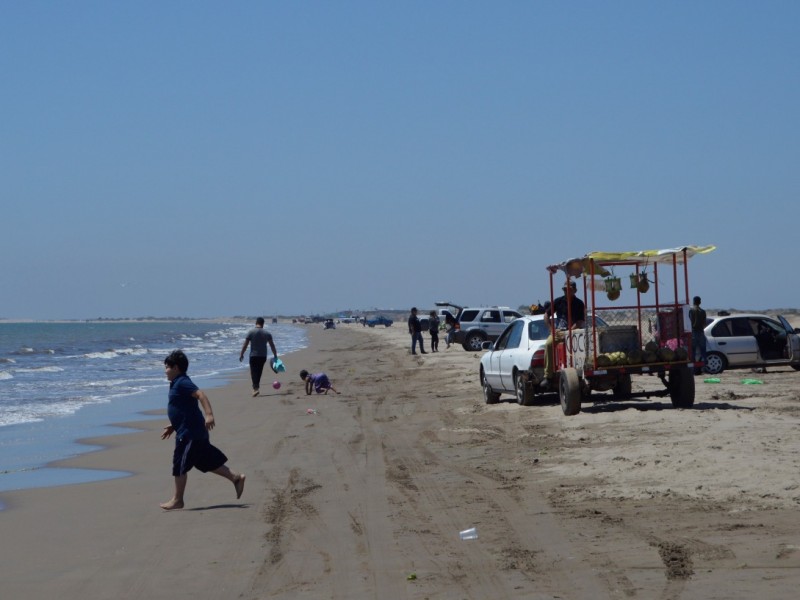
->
xmin=407 ymin=307 xmax=450 ymax=354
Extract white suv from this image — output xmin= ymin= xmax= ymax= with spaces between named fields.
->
xmin=451 ymin=305 xmax=523 ymax=351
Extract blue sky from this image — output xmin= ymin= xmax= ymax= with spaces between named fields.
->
xmin=1 ymin=2 xmax=798 ymax=319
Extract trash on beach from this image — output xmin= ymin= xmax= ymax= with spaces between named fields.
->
xmin=703 ymin=378 xmax=721 ymax=383
xmin=459 ymin=527 xmax=478 ymax=540
xmin=740 ymin=379 xmax=764 ymax=385
xmin=306 ymin=408 xmax=317 ymax=415
xmin=406 ymin=573 xmax=417 ymax=580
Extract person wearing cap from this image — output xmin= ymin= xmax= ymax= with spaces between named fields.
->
xmin=540 ymin=280 xmax=586 ymax=389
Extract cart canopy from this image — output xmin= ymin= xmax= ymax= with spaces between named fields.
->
xmin=548 ymin=245 xmax=715 ymax=275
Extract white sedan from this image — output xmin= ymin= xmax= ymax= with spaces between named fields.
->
xmin=479 ymin=315 xmax=550 ymax=406
xmin=480 ymin=314 xmax=609 ymax=405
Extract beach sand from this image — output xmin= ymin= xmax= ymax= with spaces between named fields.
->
xmin=2 ymin=323 xmax=800 ymax=598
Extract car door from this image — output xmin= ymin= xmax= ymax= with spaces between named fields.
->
xmin=486 ymin=323 xmax=513 ymax=389
xmin=498 ymin=320 xmax=525 ymax=391
xmin=710 ymin=317 xmax=758 ymax=367
xmin=777 ymin=315 xmax=798 ymax=361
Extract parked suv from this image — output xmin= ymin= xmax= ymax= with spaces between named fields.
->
xmin=437 ymin=302 xmax=522 ymax=351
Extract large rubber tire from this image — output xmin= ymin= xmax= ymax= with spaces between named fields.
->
xmin=515 ymin=371 xmax=534 ymax=406
xmin=704 ymin=351 xmax=726 ymax=375
xmin=669 ymin=365 xmax=695 ymax=408
xmin=463 ymin=332 xmax=486 ymax=352
xmin=613 ymin=373 xmax=632 ymax=400
xmin=482 ymin=371 xmax=500 ymax=404
xmin=559 ymin=368 xmax=582 ymax=416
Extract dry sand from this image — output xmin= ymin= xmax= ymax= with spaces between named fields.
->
xmin=2 ymin=322 xmax=800 ymax=599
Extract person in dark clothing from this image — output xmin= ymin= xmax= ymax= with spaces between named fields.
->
xmin=428 ymin=310 xmax=441 ymax=352
xmin=160 ymin=350 xmax=245 ymax=510
xmin=540 ymin=281 xmax=586 ymax=388
xmin=444 ymin=312 xmax=457 ymax=348
xmin=689 ymin=296 xmax=708 ymax=366
xmin=408 ymin=307 xmax=427 ymax=355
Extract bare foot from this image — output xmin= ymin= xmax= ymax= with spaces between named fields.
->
xmin=234 ymin=474 xmax=246 ymax=499
xmin=160 ymin=499 xmax=184 ymax=510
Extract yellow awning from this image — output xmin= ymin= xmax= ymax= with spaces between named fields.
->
xmin=585 ymin=245 xmax=716 ymax=265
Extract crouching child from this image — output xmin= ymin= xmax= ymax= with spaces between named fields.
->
xmin=299 ymin=369 xmax=341 ymax=395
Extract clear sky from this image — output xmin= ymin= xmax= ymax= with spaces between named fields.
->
xmin=2 ymin=2 xmax=798 ymax=319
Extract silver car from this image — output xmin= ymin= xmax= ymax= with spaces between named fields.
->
xmin=703 ymin=313 xmax=800 ymax=374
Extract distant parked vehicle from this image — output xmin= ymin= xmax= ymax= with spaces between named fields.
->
xmin=324 ymin=319 xmax=336 ymax=330
xmin=367 ymin=315 xmax=394 ymax=328
xmin=703 ymin=313 xmax=800 ymax=374
xmin=456 ymin=306 xmax=523 ymax=351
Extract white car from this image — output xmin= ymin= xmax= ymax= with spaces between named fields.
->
xmin=480 ymin=314 xmax=609 ymax=406
xmin=479 ymin=315 xmax=551 ymax=406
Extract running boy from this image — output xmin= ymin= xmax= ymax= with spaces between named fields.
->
xmin=160 ymin=350 xmax=245 ymax=510
xmin=299 ymin=369 xmax=341 ymax=395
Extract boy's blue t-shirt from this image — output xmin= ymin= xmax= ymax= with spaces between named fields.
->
xmin=167 ymin=374 xmax=209 ymax=441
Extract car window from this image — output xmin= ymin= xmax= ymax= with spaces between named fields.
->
xmin=506 ymin=320 xmax=524 ymax=348
xmin=480 ymin=310 xmax=501 ymax=323
xmin=710 ymin=320 xmax=733 ymax=337
xmin=493 ymin=324 xmax=513 ymax=350
xmin=460 ymin=310 xmax=479 ymax=323
xmin=503 ymin=310 xmax=522 ymax=323
xmin=731 ymin=318 xmax=754 ymax=336
xmin=753 ymin=318 xmax=781 ymax=335
xmin=528 ymin=320 xmax=550 ymax=340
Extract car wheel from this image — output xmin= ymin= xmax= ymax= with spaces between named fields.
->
xmin=482 ymin=371 xmax=500 ymax=404
xmin=463 ymin=332 xmax=486 ymax=351
xmin=704 ymin=351 xmax=726 ymax=375
xmin=559 ymin=368 xmax=581 ymax=416
xmin=669 ymin=365 xmax=695 ymax=408
xmin=515 ymin=371 xmax=534 ymax=406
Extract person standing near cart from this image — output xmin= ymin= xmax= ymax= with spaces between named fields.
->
xmin=689 ymin=296 xmax=708 ymax=369
xmin=540 ymin=281 xmax=585 ymax=389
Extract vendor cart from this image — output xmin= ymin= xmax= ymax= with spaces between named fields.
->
xmin=544 ymin=245 xmax=715 ymax=415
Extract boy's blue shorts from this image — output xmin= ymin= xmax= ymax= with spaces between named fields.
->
xmin=172 ymin=437 xmax=228 ymax=476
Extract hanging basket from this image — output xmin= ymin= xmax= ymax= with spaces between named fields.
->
xmin=604 ymin=276 xmax=622 ymax=293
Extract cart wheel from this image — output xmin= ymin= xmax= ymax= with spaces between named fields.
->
xmin=559 ymin=368 xmax=581 ymax=416
xmin=613 ymin=373 xmax=632 ymax=400
xmin=669 ymin=365 xmax=695 ymax=408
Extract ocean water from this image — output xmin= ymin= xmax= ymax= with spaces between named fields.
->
xmin=0 ymin=321 xmax=306 ymax=497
